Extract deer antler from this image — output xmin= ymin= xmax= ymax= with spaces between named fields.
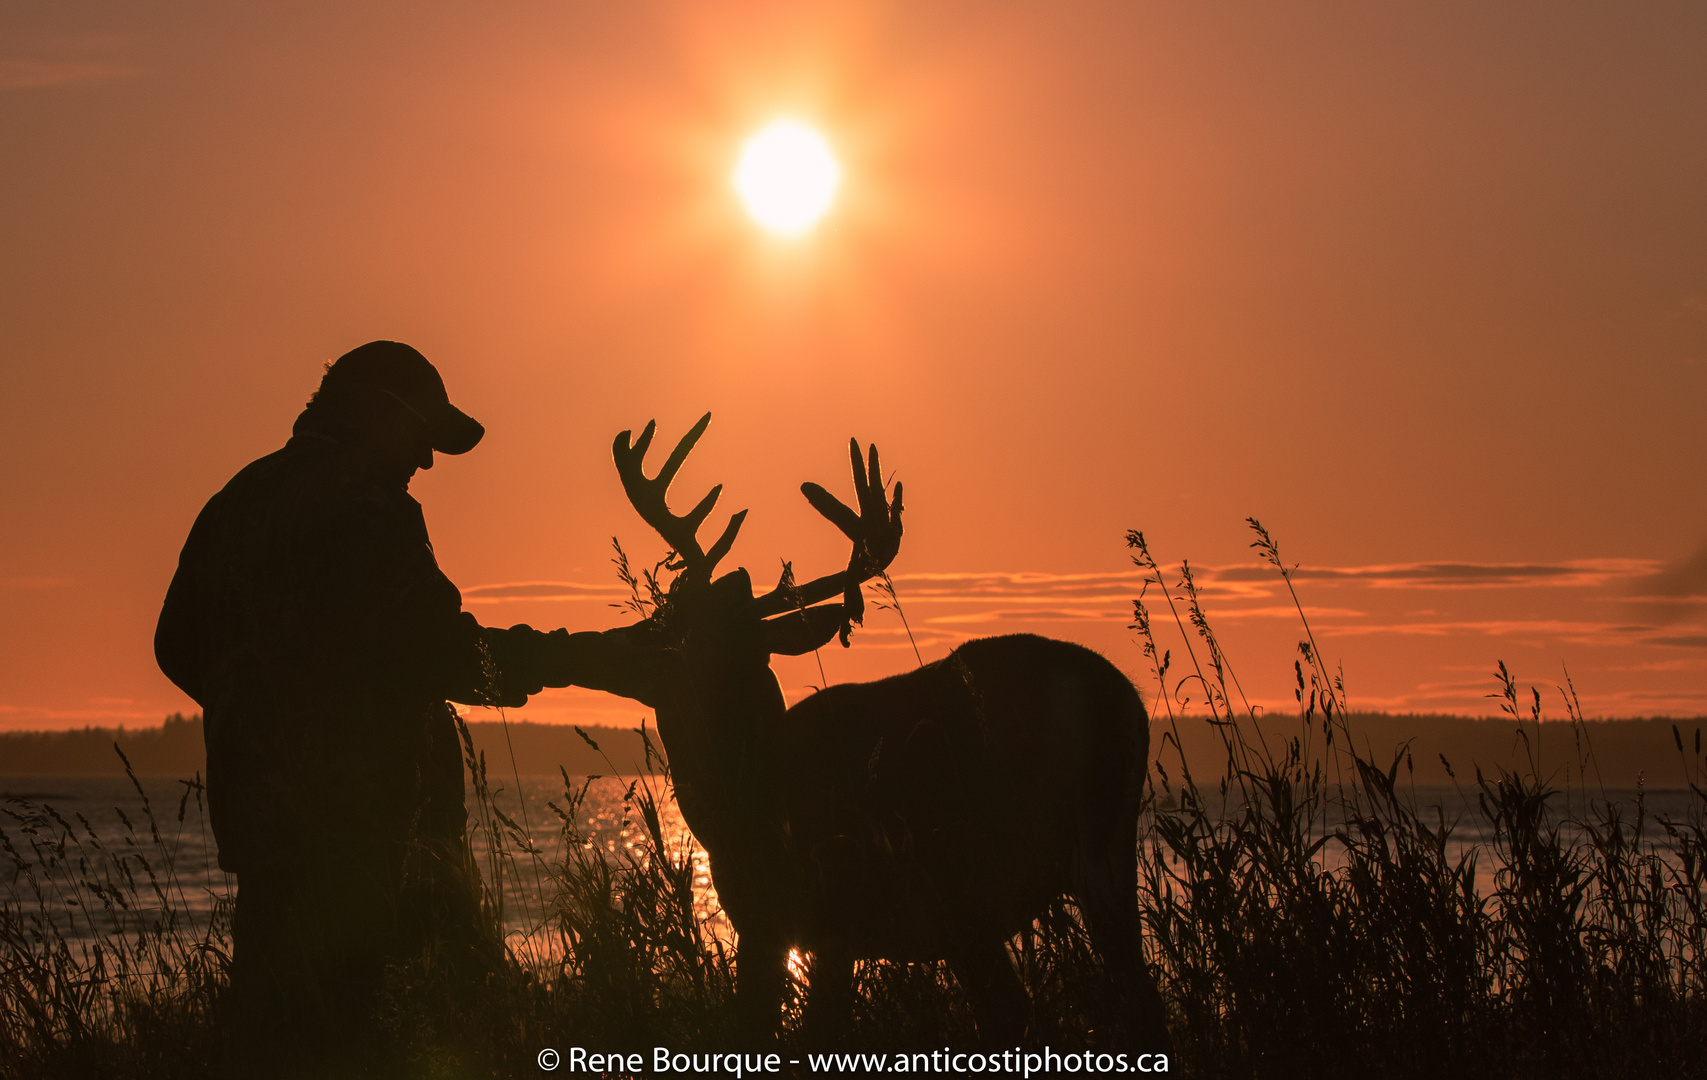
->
xmin=613 ymin=413 xmax=748 ymax=580
xmin=752 ymin=438 xmax=903 ymax=620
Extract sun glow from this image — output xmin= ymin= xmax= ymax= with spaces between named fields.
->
xmin=733 ymin=119 xmax=841 ymax=237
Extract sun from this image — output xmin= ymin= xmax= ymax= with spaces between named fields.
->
xmin=733 ymin=119 xmax=841 ymax=238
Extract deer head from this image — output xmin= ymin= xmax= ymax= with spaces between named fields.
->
xmin=608 ymin=413 xmax=903 ymax=730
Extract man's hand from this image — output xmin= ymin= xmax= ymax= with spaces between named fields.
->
xmin=476 ymin=623 xmax=552 ymax=707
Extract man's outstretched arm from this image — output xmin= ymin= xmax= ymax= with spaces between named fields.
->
xmin=464 ymin=619 xmax=665 ymax=709
xmin=346 ymin=494 xmax=666 ymax=709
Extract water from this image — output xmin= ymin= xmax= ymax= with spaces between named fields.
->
xmin=463 ymin=772 xmax=721 ymax=952
xmin=0 ymin=773 xmax=709 ymax=951
xmin=3 ymin=775 xmax=1699 ymax=952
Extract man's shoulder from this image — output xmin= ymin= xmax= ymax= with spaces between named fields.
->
xmin=220 ymin=436 xmax=407 ymax=501
xmin=199 ymin=436 xmax=423 ymax=539
xmin=215 ymin=435 xmax=331 ymax=496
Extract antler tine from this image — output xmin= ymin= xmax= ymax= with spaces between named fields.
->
xmin=752 ymin=438 xmax=903 ymax=619
xmin=612 ymin=412 xmax=745 ymax=575
xmin=680 ymin=484 xmax=725 ymax=538
xmin=704 ymin=509 xmax=749 ymax=570
xmin=656 ymin=412 xmax=711 ymax=492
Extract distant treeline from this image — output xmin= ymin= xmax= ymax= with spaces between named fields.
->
xmin=1164 ymin=710 xmax=1705 ymax=790
xmin=0 ymin=714 xmax=659 ymax=778
xmin=2 ymin=711 xmax=1701 ymax=788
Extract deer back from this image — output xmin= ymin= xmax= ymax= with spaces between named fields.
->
xmin=772 ymin=633 xmax=1150 ymax=957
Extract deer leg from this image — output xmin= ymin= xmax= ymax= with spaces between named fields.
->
xmin=802 ymin=945 xmax=854 ymax=1047
xmin=1074 ymin=820 xmax=1171 ymax=1054
xmin=737 ymin=937 xmax=789 ymax=1043
xmin=946 ymin=940 xmax=1028 ymax=1043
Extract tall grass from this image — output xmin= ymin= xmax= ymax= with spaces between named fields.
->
xmin=1130 ymin=520 xmax=1707 ymax=1078
xmin=0 ymin=755 xmax=230 ymax=1075
xmin=3 ymin=522 xmax=1705 ymax=1077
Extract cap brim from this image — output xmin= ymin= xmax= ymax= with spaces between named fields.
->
xmin=432 ymin=405 xmax=485 ymax=455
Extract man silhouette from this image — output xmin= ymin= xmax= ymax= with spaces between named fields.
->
xmin=154 ymin=340 xmax=640 ymax=1069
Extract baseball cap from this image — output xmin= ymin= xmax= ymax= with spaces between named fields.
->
xmin=318 ymin=340 xmax=485 ymax=455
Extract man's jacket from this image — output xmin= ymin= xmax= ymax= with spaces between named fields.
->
xmin=156 ymin=413 xmax=542 ymax=872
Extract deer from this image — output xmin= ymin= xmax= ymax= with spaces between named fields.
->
xmin=594 ymin=413 xmax=1169 ymax=1047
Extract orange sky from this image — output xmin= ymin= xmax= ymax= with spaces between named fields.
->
xmin=3 ymin=1 xmax=1706 ymax=730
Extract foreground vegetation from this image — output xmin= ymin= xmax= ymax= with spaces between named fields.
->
xmin=4 ymin=521 xmax=1705 ymax=1077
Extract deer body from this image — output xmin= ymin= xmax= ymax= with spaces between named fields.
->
xmin=772 ymin=635 xmax=1147 ymax=957
xmin=604 ymin=417 xmax=1167 ymax=1043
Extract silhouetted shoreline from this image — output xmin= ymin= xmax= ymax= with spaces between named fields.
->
xmin=0 ymin=714 xmax=659 ymax=777
xmin=2 ymin=711 xmax=1697 ymax=787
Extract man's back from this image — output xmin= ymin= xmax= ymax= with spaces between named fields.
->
xmin=157 ymin=422 xmax=474 ymax=871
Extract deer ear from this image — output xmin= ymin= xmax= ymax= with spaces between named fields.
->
xmin=760 ymin=605 xmax=847 ymax=656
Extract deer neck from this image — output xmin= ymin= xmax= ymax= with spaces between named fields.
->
xmin=656 ymin=664 xmax=790 ymax=858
